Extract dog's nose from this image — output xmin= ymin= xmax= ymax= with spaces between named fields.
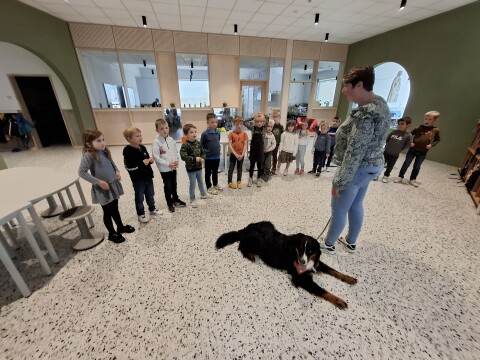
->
xmin=299 ymin=259 xmax=306 ymax=265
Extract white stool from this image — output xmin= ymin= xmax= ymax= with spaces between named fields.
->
xmin=60 ymin=206 xmax=104 ymax=251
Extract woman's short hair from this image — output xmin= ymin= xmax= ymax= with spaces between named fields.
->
xmin=182 ymin=123 xmax=196 ymax=135
xmin=343 ymin=66 xmax=375 ymax=91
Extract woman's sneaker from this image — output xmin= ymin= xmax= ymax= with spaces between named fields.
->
xmin=338 ymin=237 xmax=356 ymax=253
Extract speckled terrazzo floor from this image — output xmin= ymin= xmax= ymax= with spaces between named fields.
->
xmin=0 ymin=145 xmax=479 ymax=360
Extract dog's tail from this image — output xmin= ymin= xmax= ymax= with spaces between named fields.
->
xmin=216 ymin=231 xmax=239 ymax=249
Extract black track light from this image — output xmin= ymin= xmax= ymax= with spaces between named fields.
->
xmin=142 ymin=15 xmax=147 ymax=27
xmin=304 ymin=64 xmax=307 ymax=71
xmin=191 ymin=60 xmax=193 ymax=69
xmin=143 ymin=59 xmax=146 ymax=67
xmin=190 ymin=70 xmax=193 ymax=76
xmin=308 ymin=75 xmax=311 ymax=80
xmin=325 ymin=33 xmax=329 ymax=42
xmin=151 ymin=69 xmax=154 ymax=75
xmin=400 ymin=0 xmax=406 ymax=11
xmin=314 ymin=13 xmax=319 ymax=25
xmin=234 ymin=24 xmax=238 ymax=35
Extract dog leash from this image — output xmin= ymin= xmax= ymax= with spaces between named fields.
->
xmin=316 ymin=216 xmax=331 ymax=241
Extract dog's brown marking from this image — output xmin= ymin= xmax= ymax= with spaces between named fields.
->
xmin=322 ymin=292 xmax=348 ymax=309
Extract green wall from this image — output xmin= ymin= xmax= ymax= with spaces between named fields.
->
xmin=338 ymin=2 xmax=480 ymax=167
xmin=0 ymin=0 xmax=95 ymax=138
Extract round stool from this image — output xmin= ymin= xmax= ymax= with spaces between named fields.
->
xmin=60 ymin=206 xmax=104 ymax=251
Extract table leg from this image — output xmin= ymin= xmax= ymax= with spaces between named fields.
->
xmin=28 ymin=207 xmax=59 ymax=263
xmin=0 ymin=231 xmax=15 ymax=259
xmin=0 ymin=240 xmax=31 ymax=297
xmin=2 ymin=223 xmax=19 ymax=249
xmin=75 ymin=180 xmax=94 ymax=228
xmin=40 ymin=195 xmax=64 ymax=218
xmin=16 ymin=212 xmax=51 ymax=276
xmin=57 ymin=191 xmax=68 ymax=212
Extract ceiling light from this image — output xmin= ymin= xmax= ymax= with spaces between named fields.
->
xmin=400 ymin=0 xmax=407 ymax=11
xmin=325 ymin=33 xmax=329 ymax=42
xmin=143 ymin=60 xmax=146 ymax=67
xmin=304 ymin=64 xmax=307 ymax=71
xmin=151 ymin=69 xmax=154 ymax=75
xmin=142 ymin=16 xmax=147 ymax=27
xmin=314 ymin=13 xmax=319 ymax=25
xmin=191 ymin=60 xmax=193 ymax=69
xmin=234 ymin=24 xmax=238 ymax=35
xmin=308 ymin=75 xmax=311 ymax=80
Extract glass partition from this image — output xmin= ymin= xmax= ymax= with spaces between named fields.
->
xmin=288 ymin=60 xmax=314 ymax=118
xmin=176 ymin=54 xmax=210 ymax=108
xmin=240 ymin=57 xmax=269 ymax=80
xmin=77 ymin=49 xmax=125 ymax=109
xmin=315 ymin=61 xmax=340 ymax=107
xmin=290 ymin=60 xmax=314 ymax=82
xmin=213 ymin=107 xmax=238 ymax=130
xmin=268 ymin=59 xmax=283 ymax=110
xmin=118 ymin=51 xmax=161 ymax=108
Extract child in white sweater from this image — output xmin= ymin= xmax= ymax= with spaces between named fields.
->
xmin=276 ymin=120 xmax=298 ymax=176
xmin=295 ymin=121 xmax=310 ymax=175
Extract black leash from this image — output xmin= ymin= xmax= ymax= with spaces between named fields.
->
xmin=316 ymin=216 xmax=331 ymax=241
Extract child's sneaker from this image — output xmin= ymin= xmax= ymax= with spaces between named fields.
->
xmin=382 ymin=176 xmax=389 ymax=183
xmin=308 ymin=170 xmax=315 ymax=174
xmin=228 ymin=182 xmax=237 ymax=189
xmin=174 ymin=200 xmax=186 ymax=207
xmin=207 ymin=187 xmax=218 ymax=195
xmin=108 ymin=232 xmax=125 ymax=244
xmin=294 ymin=169 xmax=299 ymax=175
xmin=325 ymin=167 xmax=330 ymax=172
xmin=190 ymin=200 xmax=198 ymax=208
xmin=237 ymin=181 xmax=243 ymax=189
xmin=168 ymin=204 xmax=175 ymax=213
xmin=315 ymin=172 xmax=320 ymax=177
xmin=283 ymin=169 xmax=288 ymax=176
xmin=247 ymin=178 xmax=253 ymax=187
xmin=200 ymin=193 xmax=213 ymax=199
xmin=257 ymin=178 xmax=263 ymax=187
xmin=150 ymin=208 xmax=163 ymax=216
xmin=118 ymin=225 xmax=135 ymax=234
xmin=214 ymin=185 xmax=223 ymax=191
xmin=338 ymin=237 xmax=356 ymax=253
xmin=409 ymin=179 xmax=419 ymax=187
xmin=393 ymin=177 xmax=403 ymax=183
xmin=138 ymin=215 xmax=149 ymax=223
xmin=299 ymin=169 xmax=304 ymax=175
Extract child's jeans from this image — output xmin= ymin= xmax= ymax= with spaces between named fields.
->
xmin=264 ymin=151 xmax=273 ymax=175
xmin=296 ymin=144 xmax=307 ymax=170
xmin=271 ymin=143 xmax=280 ymax=172
xmin=187 ymin=169 xmax=207 ymax=201
xmin=132 ymin=179 xmax=156 ymax=215
xmin=398 ymin=149 xmax=427 ymax=180
xmin=228 ymin=154 xmax=244 ymax=183
xmin=313 ymin=150 xmax=327 ymax=173
xmin=383 ymin=153 xmax=399 ymax=177
xmin=324 ymin=164 xmax=382 ymax=247
xmin=326 ymin=145 xmax=335 ymax=167
xmin=204 ymin=158 xmax=220 ymax=189
xmin=160 ymin=170 xmax=180 ymax=206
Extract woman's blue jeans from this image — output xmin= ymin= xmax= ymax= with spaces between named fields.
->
xmin=324 ymin=164 xmax=382 ymax=246
xmin=187 ymin=169 xmax=207 ymax=201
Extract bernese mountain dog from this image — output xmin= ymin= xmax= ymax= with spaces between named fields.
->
xmin=216 ymin=221 xmax=357 ymax=309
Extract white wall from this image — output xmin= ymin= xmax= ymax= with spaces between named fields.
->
xmin=0 ymin=41 xmax=72 ymax=112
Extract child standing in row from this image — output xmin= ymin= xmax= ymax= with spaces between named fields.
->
xmin=309 ymin=122 xmax=331 ymax=177
xmin=263 ymin=119 xmax=277 ymax=181
xmin=295 ymin=121 xmax=309 ymax=175
xmin=123 ymin=127 xmax=161 ymax=223
xmin=79 ymin=130 xmax=135 ymax=244
xmin=276 ymin=120 xmax=298 ymax=176
xmin=247 ymin=112 xmax=266 ymax=187
xmin=271 ymin=112 xmax=284 ymax=174
xmin=179 ymin=123 xmax=212 ymax=208
xmin=394 ymin=111 xmax=441 ymax=187
xmin=381 ymin=117 xmax=412 ymax=183
xmin=152 ymin=119 xmax=186 ymax=213
xmin=325 ymin=116 xmax=340 ymax=171
xmin=201 ymin=113 xmax=222 ymax=195
xmin=227 ymin=117 xmax=248 ymax=189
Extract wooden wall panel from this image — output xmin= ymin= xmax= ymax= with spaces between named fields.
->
xmin=93 ymin=110 xmax=132 ymax=145
xmin=240 ymin=37 xmax=271 ymax=57
xmin=292 ymin=41 xmax=320 ymax=60
xmin=155 ymin=52 xmax=181 ymax=109
xmin=112 ymin=27 xmax=154 ymax=50
xmin=209 ymin=55 xmax=240 ymax=108
xmin=271 ymin=39 xmax=287 ymax=58
xmin=181 ymin=109 xmax=211 ymax=133
xmin=173 ymin=32 xmax=208 ymax=53
xmin=208 ymin=34 xmax=239 ymax=55
xmin=69 ymin=23 xmax=115 ymax=49
xmin=152 ymin=30 xmax=175 ymax=52
xmin=320 ymin=43 xmax=349 ymax=61
xmin=131 ymin=110 xmax=164 ymax=144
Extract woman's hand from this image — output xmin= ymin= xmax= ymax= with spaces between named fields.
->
xmin=331 ymin=186 xmax=340 ymax=197
xmin=99 ymin=180 xmax=110 ymax=190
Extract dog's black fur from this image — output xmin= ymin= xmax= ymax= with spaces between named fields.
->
xmin=216 ymin=221 xmax=357 ymax=309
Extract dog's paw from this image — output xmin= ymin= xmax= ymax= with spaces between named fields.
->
xmin=345 ymin=276 xmax=357 ymax=285
xmin=335 ymin=298 xmax=348 ymax=310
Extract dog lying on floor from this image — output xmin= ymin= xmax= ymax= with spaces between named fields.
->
xmin=216 ymin=221 xmax=357 ymax=309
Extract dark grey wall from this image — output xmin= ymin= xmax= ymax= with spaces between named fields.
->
xmin=338 ymin=2 xmax=480 ymax=166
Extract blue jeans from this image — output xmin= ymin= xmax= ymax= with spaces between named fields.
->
xmin=187 ymin=169 xmax=207 ymax=200
xmin=324 ymin=164 xmax=382 ymax=246
xmin=133 ymin=179 xmax=156 ymax=215
xmin=296 ymin=144 xmax=307 ymax=170
xmin=398 ymin=149 xmax=427 ymax=180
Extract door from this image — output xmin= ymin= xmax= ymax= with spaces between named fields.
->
xmin=240 ymin=81 xmax=268 ymax=119
xmin=14 ymin=76 xmax=70 ymax=147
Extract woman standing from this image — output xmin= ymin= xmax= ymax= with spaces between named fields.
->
xmin=322 ymin=66 xmax=390 ymax=254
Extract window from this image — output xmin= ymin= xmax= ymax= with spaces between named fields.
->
xmin=118 ymin=51 xmax=161 ymax=108
xmin=77 ymin=49 xmax=124 ymax=109
xmin=176 ymin=54 xmax=209 ymax=108
xmin=268 ymin=59 xmax=283 ymax=109
xmin=240 ymin=57 xmax=269 ymax=80
xmin=315 ymin=61 xmax=340 ymax=107
xmin=288 ymin=60 xmax=314 ymax=117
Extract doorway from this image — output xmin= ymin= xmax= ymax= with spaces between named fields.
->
xmin=240 ymin=81 xmax=267 ymax=119
xmin=13 ymin=76 xmax=70 ymax=147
